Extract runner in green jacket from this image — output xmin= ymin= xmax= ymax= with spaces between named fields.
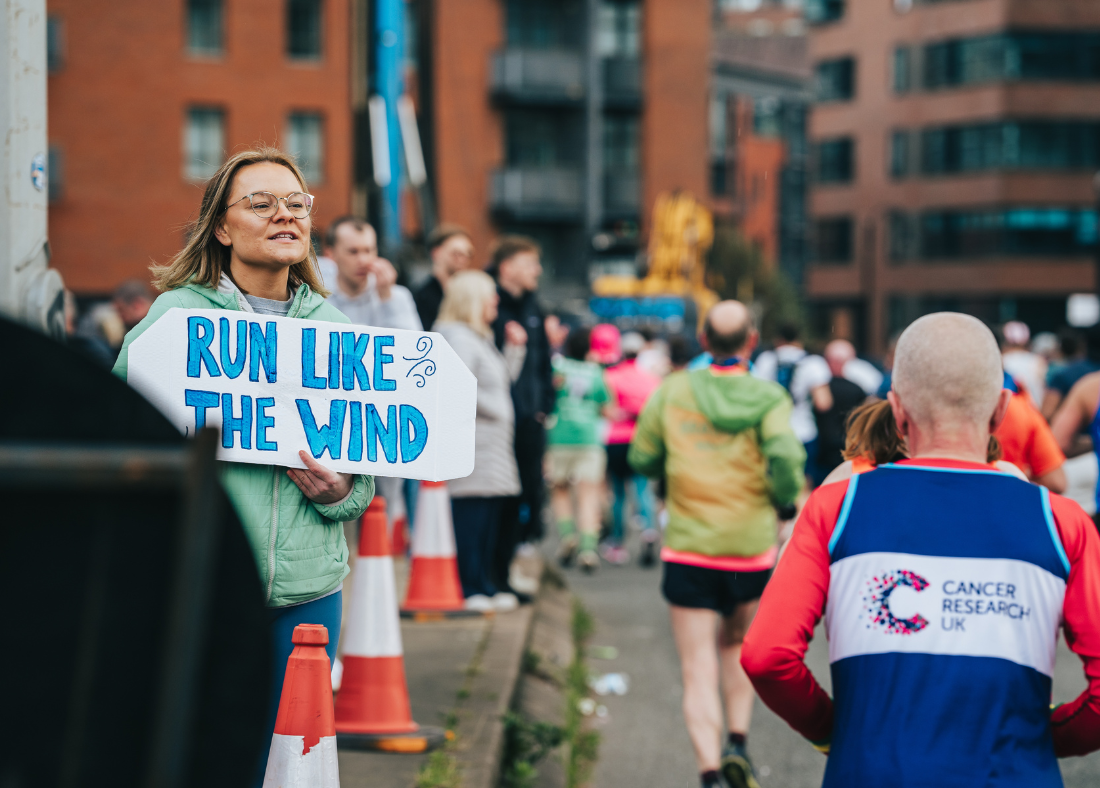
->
xmin=628 ymin=301 xmax=804 ymax=788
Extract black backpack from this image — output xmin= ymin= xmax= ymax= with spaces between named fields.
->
xmin=776 ymin=359 xmax=797 ymax=393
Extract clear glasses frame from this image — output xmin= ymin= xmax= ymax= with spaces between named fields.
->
xmin=224 ymin=191 xmax=315 ymax=219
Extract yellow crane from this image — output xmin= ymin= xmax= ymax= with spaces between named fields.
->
xmin=592 ymin=190 xmax=719 ymax=322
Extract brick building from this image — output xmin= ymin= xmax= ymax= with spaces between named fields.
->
xmin=46 ymin=0 xmax=361 ymax=295
xmin=711 ymin=2 xmax=813 ymax=289
xmin=805 ymin=0 xmax=1100 ymax=353
xmin=418 ymin=0 xmax=710 ymax=291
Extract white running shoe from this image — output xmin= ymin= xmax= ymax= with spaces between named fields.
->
xmin=464 ymin=594 xmax=494 ymax=612
xmin=492 ymin=592 xmax=519 ymax=612
xmin=509 ymin=566 xmax=539 ymax=595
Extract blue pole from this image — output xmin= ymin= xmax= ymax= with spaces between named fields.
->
xmin=375 ymin=0 xmax=404 ymax=253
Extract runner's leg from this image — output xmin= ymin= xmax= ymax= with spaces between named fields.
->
xmin=551 ymin=483 xmax=574 ymax=535
xmin=609 ymin=468 xmax=626 ymax=545
xmin=632 ymin=472 xmax=654 ymax=531
xmin=576 ymin=478 xmax=602 ymax=554
xmin=719 ymin=599 xmax=760 ymax=735
xmin=670 ymin=605 xmax=723 ymax=772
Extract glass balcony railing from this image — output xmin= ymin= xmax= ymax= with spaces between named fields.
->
xmin=603 ymin=57 xmax=642 ymax=107
xmin=491 ymin=48 xmax=586 ymax=104
xmin=604 ymin=169 xmax=640 ymax=216
xmin=490 ymin=167 xmax=584 ymax=220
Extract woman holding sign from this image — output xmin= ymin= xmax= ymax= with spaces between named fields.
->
xmin=435 ymin=271 xmax=527 ymax=613
xmin=112 ymin=147 xmax=373 ymax=781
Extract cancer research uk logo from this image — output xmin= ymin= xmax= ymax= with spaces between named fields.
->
xmin=863 ymin=570 xmax=931 ymax=635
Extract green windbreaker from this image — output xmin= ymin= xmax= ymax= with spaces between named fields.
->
xmin=628 ymin=368 xmax=805 ymax=558
xmin=114 ymin=280 xmax=373 ymax=607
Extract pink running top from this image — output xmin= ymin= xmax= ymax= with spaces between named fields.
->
xmin=604 ymin=359 xmax=661 ymax=445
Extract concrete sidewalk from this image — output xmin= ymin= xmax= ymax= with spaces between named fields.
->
xmin=336 ymin=543 xmax=540 ymax=788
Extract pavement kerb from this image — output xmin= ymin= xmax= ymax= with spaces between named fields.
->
xmin=453 ymin=599 xmax=538 ymax=788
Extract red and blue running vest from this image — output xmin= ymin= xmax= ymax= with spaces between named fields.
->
xmin=824 ymin=464 xmax=1070 ymax=787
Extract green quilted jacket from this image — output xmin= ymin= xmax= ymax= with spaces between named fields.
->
xmin=114 ymin=279 xmax=373 ymax=607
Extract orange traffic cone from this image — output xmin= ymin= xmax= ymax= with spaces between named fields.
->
xmin=262 ymin=624 xmax=340 ymax=788
xmin=401 ymin=481 xmax=472 ymax=617
xmin=389 ymin=487 xmax=409 ymax=557
xmin=334 ymin=497 xmax=445 ymax=752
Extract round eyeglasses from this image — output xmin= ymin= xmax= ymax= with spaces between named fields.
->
xmin=225 ymin=191 xmax=315 ymax=219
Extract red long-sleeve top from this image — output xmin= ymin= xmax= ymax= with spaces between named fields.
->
xmin=741 ymin=468 xmax=1100 ymax=756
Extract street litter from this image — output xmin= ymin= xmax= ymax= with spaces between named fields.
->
xmin=589 ymin=672 xmax=630 ymax=696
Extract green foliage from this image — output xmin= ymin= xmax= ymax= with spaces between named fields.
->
xmin=706 ymin=221 xmax=804 ymax=341
xmin=416 ymin=749 xmax=462 ymax=788
xmin=571 ymin=600 xmax=596 ymax=646
xmin=522 ymin=649 xmax=542 ymax=675
xmin=564 ymin=601 xmax=600 ymax=788
xmin=500 ymin=712 xmax=566 ymax=788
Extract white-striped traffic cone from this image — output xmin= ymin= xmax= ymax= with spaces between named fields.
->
xmin=374 ymin=476 xmax=409 ymax=556
xmin=335 ymin=496 xmax=417 ymax=734
xmin=334 ymin=497 xmax=445 ymax=752
xmin=263 ymin=624 xmax=340 ymax=788
xmin=401 ymin=481 xmax=467 ymax=615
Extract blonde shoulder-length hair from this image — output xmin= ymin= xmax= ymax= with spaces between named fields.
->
xmin=151 ymin=146 xmax=329 ymax=296
xmin=435 ymin=270 xmax=497 ymax=337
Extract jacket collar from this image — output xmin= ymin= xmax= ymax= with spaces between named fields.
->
xmin=211 ymin=272 xmax=317 ymax=318
xmin=496 ymin=284 xmax=531 ymax=311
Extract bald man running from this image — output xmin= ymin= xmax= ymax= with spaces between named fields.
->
xmin=630 ymin=301 xmax=806 ymax=788
xmin=742 ymin=313 xmax=1100 ymax=787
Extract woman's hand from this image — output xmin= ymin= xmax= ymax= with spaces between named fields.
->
xmin=504 ymin=320 xmax=528 ymax=346
xmin=287 ymin=451 xmax=354 ymax=504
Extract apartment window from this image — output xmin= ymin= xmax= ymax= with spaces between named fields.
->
xmin=711 ymin=160 xmax=729 ymax=197
xmin=505 ymin=0 xmax=584 ymax=49
xmin=48 ymin=146 xmax=63 ymax=203
xmin=187 ymin=0 xmax=223 ymax=55
xmin=506 ymin=110 xmax=584 ymax=167
xmin=814 ymin=138 xmax=854 ymax=183
xmin=805 ymin=0 xmax=844 ymax=25
xmin=816 ymin=57 xmax=855 ymax=102
xmin=921 ymin=121 xmax=1100 ymax=174
xmin=814 ymin=217 xmax=853 ymax=263
xmin=921 ymin=207 xmax=1098 ymax=259
xmin=748 ymin=97 xmax=781 ymax=138
xmin=893 ymin=47 xmax=911 ymax=93
xmin=47 ymin=16 xmax=64 ymax=72
xmin=888 ymin=211 xmax=917 ymax=262
xmin=287 ymin=0 xmax=322 ymax=59
xmin=596 ymin=0 xmax=641 ymax=58
xmin=605 ymin=114 xmax=640 ymax=210
xmin=604 ymin=115 xmax=639 ymax=170
xmin=184 ymin=108 xmax=225 ymax=180
xmin=286 ymin=113 xmax=324 ymax=182
xmin=890 ymin=131 xmax=910 ymax=178
xmin=924 ymin=32 xmax=1100 ymax=90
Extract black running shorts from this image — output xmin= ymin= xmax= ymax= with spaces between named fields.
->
xmin=661 ymin=560 xmax=772 ymax=617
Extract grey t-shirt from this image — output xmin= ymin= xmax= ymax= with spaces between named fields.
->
xmin=243 ymin=293 xmax=293 ymax=316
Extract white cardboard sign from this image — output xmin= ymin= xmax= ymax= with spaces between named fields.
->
xmin=127 ymin=308 xmax=476 ymax=481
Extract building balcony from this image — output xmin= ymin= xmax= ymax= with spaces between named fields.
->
xmin=604 ymin=169 xmax=641 ymax=217
xmin=490 ymin=167 xmax=584 ymax=221
xmin=490 ymin=48 xmax=586 ymax=106
xmin=603 ymin=57 xmax=642 ymax=108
